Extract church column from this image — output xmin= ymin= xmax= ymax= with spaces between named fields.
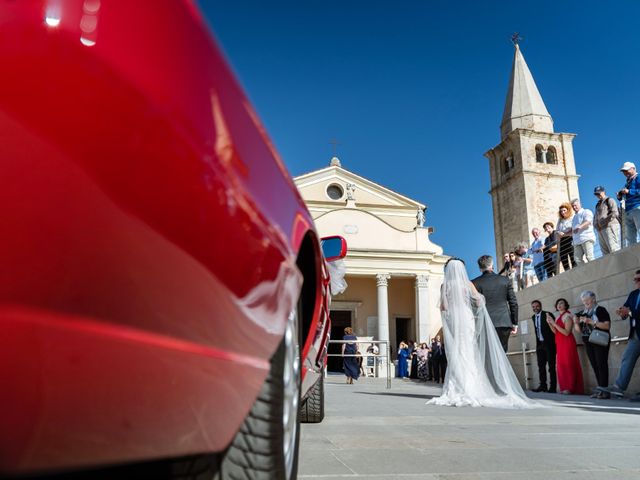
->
xmin=376 ymin=274 xmax=391 ymax=360
xmin=415 ymin=274 xmax=430 ymax=342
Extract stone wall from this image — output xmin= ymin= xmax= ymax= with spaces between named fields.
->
xmin=508 ymin=243 xmax=640 ymax=393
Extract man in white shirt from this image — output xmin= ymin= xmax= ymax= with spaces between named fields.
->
xmin=571 ymin=198 xmax=596 ymax=265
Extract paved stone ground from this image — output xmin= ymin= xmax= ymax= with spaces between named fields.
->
xmin=299 ymin=375 xmax=640 ymax=479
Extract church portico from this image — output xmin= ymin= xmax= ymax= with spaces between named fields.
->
xmin=331 ymin=273 xmax=434 ymax=355
xmin=294 ymin=158 xmax=448 ymax=369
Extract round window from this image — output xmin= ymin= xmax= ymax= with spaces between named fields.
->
xmin=326 ymin=183 xmax=344 ymax=200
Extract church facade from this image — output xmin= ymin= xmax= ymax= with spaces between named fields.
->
xmin=294 ymin=158 xmax=448 ymax=370
xmin=484 ymin=43 xmax=580 ymax=259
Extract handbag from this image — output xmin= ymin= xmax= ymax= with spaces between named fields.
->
xmin=588 ymin=329 xmax=610 ymax=347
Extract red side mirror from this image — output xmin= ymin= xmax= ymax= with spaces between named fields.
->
xmin=321 ymin=236 xmax=347 ymax=262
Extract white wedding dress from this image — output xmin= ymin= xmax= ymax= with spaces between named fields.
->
xmin=427 ymin=260 xmax=540 ymax=409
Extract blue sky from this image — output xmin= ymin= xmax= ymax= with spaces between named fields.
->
xmin=200 ymin=1 xmax=640 ymax=276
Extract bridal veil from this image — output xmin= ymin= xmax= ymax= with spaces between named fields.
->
xmin=427 ymin=259 xmax=540 ymax=409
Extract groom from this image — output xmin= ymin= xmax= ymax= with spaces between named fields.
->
xmin=471 ymin=255 xmax=519 ymax=352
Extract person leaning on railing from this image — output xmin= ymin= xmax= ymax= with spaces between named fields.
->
xmin=556 ymin=203 xmax=576 ymax=272
xmin=542 ymin=222 xmax=558 ymax=278
xmin=594 ymin=185 xmax=621 ymax=255
xmin=618 ymin=162 xmax=640 ymax=246
xmin=530 ymin=228 xmax=547 ymax=283
xmin=515 ymin=242 xmax=535 ymax=289
xmin=570 ymin=198 xmax=596 ymax=265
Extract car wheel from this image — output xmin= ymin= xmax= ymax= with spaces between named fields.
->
xmin=298 ymin=376 xmax=324 ymax=423
xmin=214 ymin=306 xmax=301 ymax=480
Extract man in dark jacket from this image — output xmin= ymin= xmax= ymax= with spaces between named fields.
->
xmin=531 ymin=300 xmax=557 ymax=393
xmin=471 ymin=255 xmax=518 ymax=352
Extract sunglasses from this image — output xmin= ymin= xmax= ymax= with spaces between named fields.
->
xmin=634 ymin=277 xmax=640 ymax=282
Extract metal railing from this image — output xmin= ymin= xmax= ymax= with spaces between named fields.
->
xmin=497 ymin=217 xmax=630 ymax=292
xmin=326 ymin=340 xmax=391 ymax=389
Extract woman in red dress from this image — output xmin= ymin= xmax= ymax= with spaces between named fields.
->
xmin=547 ymin=298 xmax=584 ymax=395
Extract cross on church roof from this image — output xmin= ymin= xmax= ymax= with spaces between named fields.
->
xmin=511 ymin=32 xmax=523 ymax=46
xmin=329 ymin=138 xmax=341 ymax=155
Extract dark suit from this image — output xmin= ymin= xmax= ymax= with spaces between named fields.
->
xmin=532 ymin=310 xmax=557 ymax=392
xmin=432 ymin=342 xmax=446 ymax=383
xmin=471 ymin=270 xmax=518 ymax=352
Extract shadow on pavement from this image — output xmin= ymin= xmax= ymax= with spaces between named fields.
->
xmin=352 ymin=391 xmax=438 ymax=400
xmin=557 ymin=401 xmax=640 ymax=415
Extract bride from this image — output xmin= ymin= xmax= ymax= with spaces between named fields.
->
xmin=427 ymin=258 xmax=539 ymax=409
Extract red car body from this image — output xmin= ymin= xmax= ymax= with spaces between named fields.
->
xmin=0 ymin=0 xmax=332 ymax=475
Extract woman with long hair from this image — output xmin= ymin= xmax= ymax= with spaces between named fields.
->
xmin=556 ymin=203 xmax=576 ymax=272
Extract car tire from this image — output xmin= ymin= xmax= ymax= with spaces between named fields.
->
xmin=298 ymin=376 xmax=324 ymax=423
xmin=213 ymin=307 xmax=301 ymax=480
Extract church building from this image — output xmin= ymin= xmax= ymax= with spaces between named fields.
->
xmin=294 ymin=158 xmax=448 ymax=371
xmin=484 ymin=43 xmax=580 ymax=259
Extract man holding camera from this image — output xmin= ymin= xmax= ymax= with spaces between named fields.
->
xmin=618 ymin=162 xmax=640 ymax=246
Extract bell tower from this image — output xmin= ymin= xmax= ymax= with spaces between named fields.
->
xmin=484 ymin=42 xmax=580 ymax=258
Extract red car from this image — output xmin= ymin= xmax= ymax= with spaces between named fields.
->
xmin=0 ymin=1 xmax=345 ymax=478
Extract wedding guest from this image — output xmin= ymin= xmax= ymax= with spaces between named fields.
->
xmin=365 ymin=343 xmax=379 ymax=377
xmin=575 ymin=290 xmax=611 ymax=398
xmin=499 ymin=252 xmax=518 ymax=291
xmin=409 ymin=340 xmax=419 ymax=379
xmin=341 ymin=327 xmax=359 ymax=384
xmin=357 ymin=350 xmax=365 ymax=378
xmin=498 ymin=252 xmax=514 ymax=276
xmin=531 ymin=300 xmax=557 ymax=393
xmin=432 ymin=336 xmax=446 ymax=383
xmin=571 ymin=198 xmax=596 ymax=265
xmin=438 ymin=340 xmax=447 ymax=382
xmin=530 ymin=228 xmax=547 ymax=282
xmin=427 ymin=337 xmax=435 ymax=381
xmin=515 ymin=242 xmax=535 ymax=289
xmin=599 ymin=271 xmax=640 ymax=400
xmin=547 ymin=298 xmax=584 ymax=395
xmin=556 ymin=203 xmax=575 ymax=272
xmin=542 ymin=222 xmax=558 ymax=278
xmin=396 ymin=341 xmax=410 ymax=378
xmin=617 ymin=162 xmax=640 ymax=246
xmin=416 ymin=342 xmax=430 ymax=381
xmin=594 ymin=186 xmax=621 ymax=255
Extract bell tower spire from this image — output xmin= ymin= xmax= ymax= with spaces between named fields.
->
xmin=500 ymin=42 xmax=554 ymax=140
xmin=484 ymin=38 xmax=580 ymax=261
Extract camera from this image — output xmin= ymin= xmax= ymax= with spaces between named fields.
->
xmin=575 ymin=310 xmax=592 ymax=321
